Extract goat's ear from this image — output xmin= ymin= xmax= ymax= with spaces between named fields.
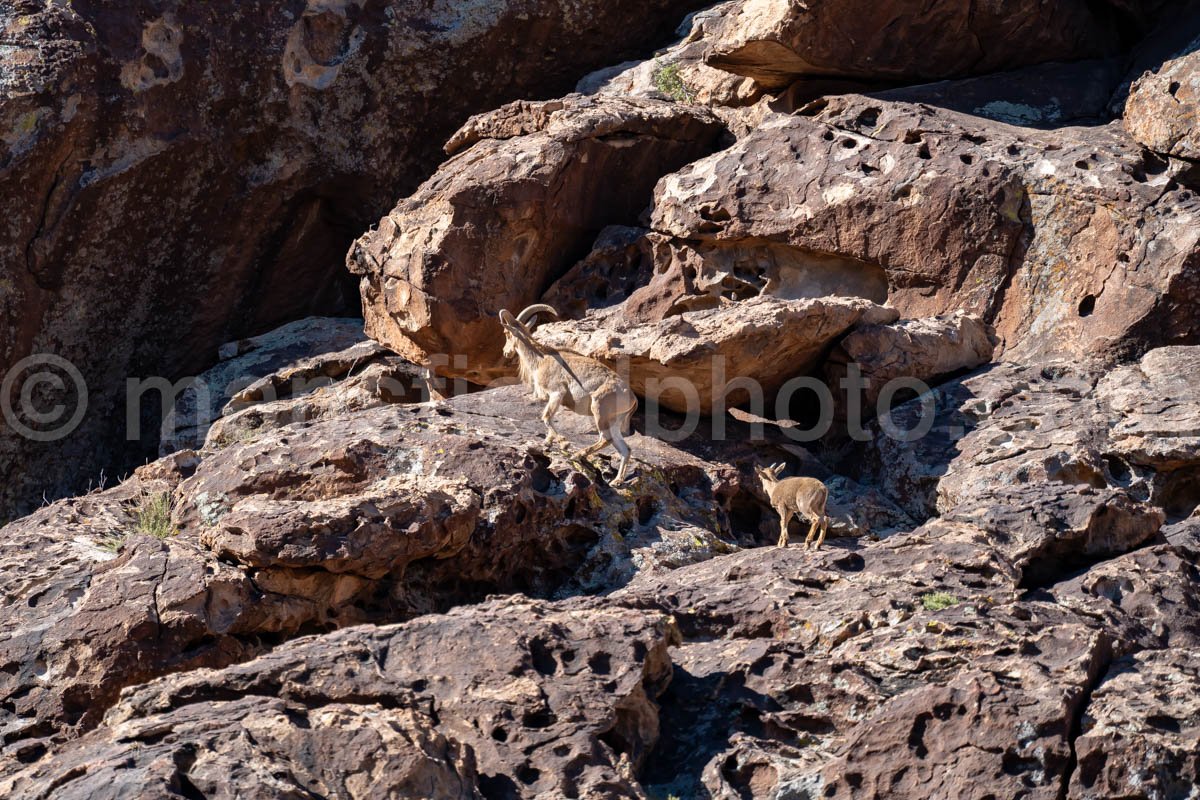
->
xmin=772 ymin=462 xmax=786 ymax=474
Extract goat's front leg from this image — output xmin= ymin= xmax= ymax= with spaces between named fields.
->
xmin=542 ymin=393 xmax=565 ymax=445
xmin=777 ymin=508 xmax=792 ymax=548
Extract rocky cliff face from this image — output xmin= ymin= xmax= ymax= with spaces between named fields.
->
xmin=4 ymin=0 xmax=1200 ymax=797
xmin=0 ymin=0 xmax=710 ymax=518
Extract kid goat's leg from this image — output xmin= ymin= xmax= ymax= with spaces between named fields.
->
xmin=777 ymin=508 xmax=792 ymax=548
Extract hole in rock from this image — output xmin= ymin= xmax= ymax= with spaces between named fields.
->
xmin=1078 ymin=295 xmax=1096 ymax=317
xmin=479 ymin=773 xmax=520 ymax=800
xmin=523 ymin=709 xmax=556 ymax=729
xmin=1169 ymin=81 xmax=1181 ymax=97
xmin=856 ymin=107 xmax=881 ymax=128
xmin=516 ymin=766 xmax=541 ymax=786
xmin=960 ymin=154 xmax=974 ymax=165
xmin=588 ymin=652 xmax=612 ymax=674
xmin=528 ymin=638 xmax=557 ymax=675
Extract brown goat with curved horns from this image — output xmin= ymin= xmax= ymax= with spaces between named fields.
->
xmin=499 ymin=304 xmax=638 ymax=483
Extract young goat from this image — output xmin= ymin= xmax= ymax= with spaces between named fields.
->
xmin=499 ymin=304 xmax=638 ymax=482
xmin=755 ymin=462 xmax=829 ymax=549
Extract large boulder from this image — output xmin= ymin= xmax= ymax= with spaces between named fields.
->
xmin=0 ymin=0 xmax=713 ymax=519
xmin=701 ymin=0 xmax=1148 ymax=90
xmin=645 ymin=94 xmax=1200 ymax=364
xmin=348 ymin=94 xmax=726 ymax=383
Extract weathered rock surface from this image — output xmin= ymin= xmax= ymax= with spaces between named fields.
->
xmin=1068 ymin=649 xmax=1200 ymax=798
xmin=348 ymin=95 xmax=726 ymax=383
xmin=173 ymin=384 xmax=763 ymax=614
xmin=702 ymin=0 xmax=1146 ymax=90
xmin=1124 ymin=33 xmax=1200 ymax=160
xmin=577 ymin=2 xmax=763 ymax=123
xmin=161 ymin=317 xmax=398 ymax=453
xmin=0 ymin=464 xmax=292 ymax=763
xmin=0 ymin=0 xmax=713 ymax=518
xmin=536 ymin=295 xmax=896 ymax=414
xmin=646 ymin=94 xmax=1200 ymax=364
xmin=0 ymin=596 xmax=678 ymax=800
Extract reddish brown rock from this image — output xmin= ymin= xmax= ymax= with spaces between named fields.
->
xmin=0 ymin=472 xmax=291 ymax=761
xmin=702 ymin=0 xmax=1146 ymax=90
xmin=348 ymin=94 xmax=726 ymax=384
xmin=0 ymin=0 xmax=713 ymax=519
xmin=1067 ymin=649 xmax=1200 ymax=799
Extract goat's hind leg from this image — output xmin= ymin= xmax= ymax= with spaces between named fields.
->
xmin=609 ymin=423 xmax=632 ymax=483
xmin=814 ymin=516 xmax=828 ymax=549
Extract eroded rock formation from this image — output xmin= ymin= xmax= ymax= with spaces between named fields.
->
xmin=0 ymin=0 xmax=712 ymax=518
xmin=5 ymin=0 xmax=1200 ymax=796
xmin=348 ymin=95 xmax=726 ymax=382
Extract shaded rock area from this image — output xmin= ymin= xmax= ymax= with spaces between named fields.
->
xmin=160 ymin=317 xmax=404 ymax=453
xmin=0 ymin=0 xmax=714 ymax=518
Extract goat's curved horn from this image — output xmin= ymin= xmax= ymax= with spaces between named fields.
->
xmin=498 ymin=309 xmax=518 ymax=327
xmin=516 ymin=304 xmax=558 ymax=326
